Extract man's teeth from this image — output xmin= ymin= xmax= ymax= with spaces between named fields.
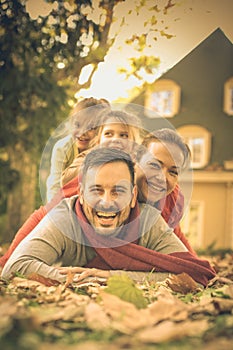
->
xmin=96 ymin=212 xmax=117 ymax=218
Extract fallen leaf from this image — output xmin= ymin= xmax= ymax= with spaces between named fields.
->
xmin=28 ymin=273 xmax=60 ymax=287
xmin=212 ymin=297 xmax=233 ymax=313
xmin=85 ymin=301 xmax=111 ymax=330
xmin=100 ymin=291 xmax=153 ymax=333
xmin=137 ymin=319 xmax=209 ymax=343
xmin=166 ymin=272 xmax=198 ymax=293
xmin=104 ymin=274 xmax=148 ymax=309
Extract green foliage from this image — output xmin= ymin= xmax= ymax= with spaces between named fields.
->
xmin=104 ymin=274 xmax=148 ymax=309
xmin=0 ymin=159 xmax=20 ymax=211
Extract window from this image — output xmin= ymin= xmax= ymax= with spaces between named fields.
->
xmin=177 ymin=125 xmax=211 ymax=169
xmin=145 ymin=79 xmax=181 ymax=118
xmin=223 ymin=77 xmax=233 ymax=116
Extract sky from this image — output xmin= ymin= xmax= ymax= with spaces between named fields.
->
xmin=26 ymin=0 xmax=233 ymax=102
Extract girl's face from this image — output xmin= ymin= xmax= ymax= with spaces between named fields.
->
xmin=75 ymin=129 xmax=96 ymax=152
xmin=136 ymin=141 xmax=184 ymax=204
xmin=72 ymin=118 xmax=97 ymax=152
xmin=99 ymin=118 xmax=134 ymax=152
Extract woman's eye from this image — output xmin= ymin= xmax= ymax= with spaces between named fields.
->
xmin=149 ymin=162 xmax=160 ymax=169
xmin=169 ymin=170 xmax=178 ymax=177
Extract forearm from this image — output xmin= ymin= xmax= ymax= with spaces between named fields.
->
xmin=1 ymin=257 xmax=66 ymax=283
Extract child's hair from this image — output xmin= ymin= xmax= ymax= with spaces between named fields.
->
xmin=91 ymin=110 xmax=143 ymax=147
xmin=70 ymin=97 xmax=111 ymax=135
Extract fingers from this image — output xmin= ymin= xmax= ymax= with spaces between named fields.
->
xmin=58 ymin=266 xmax=88 ymax=275
xmin=57 ymin=266 xmax=110 ymax=282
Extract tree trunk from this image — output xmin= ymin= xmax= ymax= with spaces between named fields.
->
xmin=5 ymin=143 xmax=37 ymax=242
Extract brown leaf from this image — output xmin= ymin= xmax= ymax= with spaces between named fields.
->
xmin=85 ymin=302 xmax=111 ymax=330
xmin=166 ymin=273 xmax=198 ymax=293
xmin=28 ymin=273 xmax=60 ymax=287
xmin=212 ymin=297 xmax=233 ymax=313
xmin=137 ymin=319 xmax=209 ymax=343
xmin=100 ymin=291 xmax=153 ymax=333
xmin=225 ymin=284 xmax=233 ymax=298
xmin=149 ymin=298 xmax=189 ymax=324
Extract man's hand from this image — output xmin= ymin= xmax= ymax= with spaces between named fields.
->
xmin=57 ymin=266 xmax=110 ymax=283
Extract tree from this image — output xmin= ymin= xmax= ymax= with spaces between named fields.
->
xmin=0 ymin=0 xmax=175 ymax=241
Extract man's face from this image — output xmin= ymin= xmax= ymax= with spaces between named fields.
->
xmin=80 ymin=162 xmax=137 ymax=236
xmin=136 ymin=141 xmax=184 ymax=205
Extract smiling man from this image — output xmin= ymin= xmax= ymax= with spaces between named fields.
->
xmin=1 ymin=148 xmax=215 ymax=286
xmin=79 ymin=155 xmax=137 ymax=236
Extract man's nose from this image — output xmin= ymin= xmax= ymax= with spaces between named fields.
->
xmin=99 ymin=192 xmax=114 ymax=207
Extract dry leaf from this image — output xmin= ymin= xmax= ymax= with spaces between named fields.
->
xmin=137 ymin=319 xmax=209 ymax=343
xmin=28 ymin=273 xmax=60 ymax=287
xmin=224 ymin=284 xmax=233 ymax=298
xmin=100 ymin=291 xmax=153 ymax=333
xmin=212 ymin=297 xmax=233 ymax=313
xmin=166 ymin=272 xmax=198 ymax=293
xmin=85 ymin=302 xmax=111 ymax=330
xmin=149 ymin=298 xmax=189 ymax=324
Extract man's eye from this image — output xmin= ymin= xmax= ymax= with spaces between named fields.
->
xmin=90 ymin=188 xmax=102 ymax=194
xmin=112 ymin=188 xmax=126 ymax=196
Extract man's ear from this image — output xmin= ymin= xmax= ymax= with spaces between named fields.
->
xmin=79 ymin=184 xmax=84 ymax=205
xmin=131 ymin=185 xmax=138 ymax=208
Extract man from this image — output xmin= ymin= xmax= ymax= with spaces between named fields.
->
xmin=1 ymin=148 xmax=215 ymax=286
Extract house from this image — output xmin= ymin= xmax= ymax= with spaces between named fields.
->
xmin=129 ymin=28 xmax=233 ymax=250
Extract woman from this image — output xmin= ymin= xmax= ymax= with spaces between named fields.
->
xmin=135 ymin=128 xmax=195 ymax=255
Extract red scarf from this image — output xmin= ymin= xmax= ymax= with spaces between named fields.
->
xmin=75 ymin=200 xmax=215 ymax=286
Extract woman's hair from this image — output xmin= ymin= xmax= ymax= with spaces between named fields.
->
xmin=91 ymin=110 xmax=143 ymax=147
xmin=136 ymin=128 xmax=191 ymax=170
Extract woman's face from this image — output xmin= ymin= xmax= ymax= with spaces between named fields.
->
xmin=99 ymin=118 xmax=134 ymax=152
xmin=136 ymin=141 xmax=184 ymax=204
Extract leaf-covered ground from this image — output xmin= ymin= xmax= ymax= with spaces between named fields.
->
xmin=0 ymin=252 xmax=233 ymax=350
